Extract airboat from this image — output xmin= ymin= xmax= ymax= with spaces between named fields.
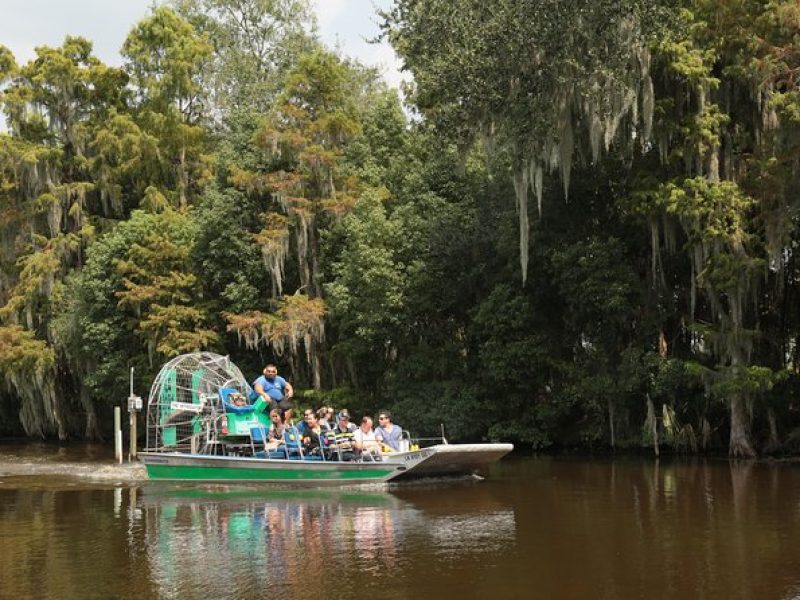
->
xmin=139 ymin=352 xmax=512 ymax=485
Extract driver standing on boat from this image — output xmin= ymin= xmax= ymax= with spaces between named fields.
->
xmin=253 ymin=364 xmax=294 ymax=419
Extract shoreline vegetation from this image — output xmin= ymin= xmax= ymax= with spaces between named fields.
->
xmin=1 ymin=1 xmax=800 ymax=458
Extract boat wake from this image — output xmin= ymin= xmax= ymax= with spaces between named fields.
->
xmin=0 ymin=460 xmax=146 ymax=483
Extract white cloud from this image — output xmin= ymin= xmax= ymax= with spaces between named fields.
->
xmin=0 ymin=0 xmax=152 ymax=66
xmin=2 ymin=0 xmax=411 ymax=97
xmin=309 ymin=0 xmax=411 ymax=93
xmin=365 ymin=42 xmax=410 ymax=90
xmin=311 ymin=0 xmax=348 ymax=30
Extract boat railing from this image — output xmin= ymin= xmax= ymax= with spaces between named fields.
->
xmin=408 ymin=435 xmax=447 ymax=449
xmin=249 ymin=423 xmax=269 ymax=456
xmin=151 ymin=397 xmax=400 ymax=463
xmin=407 ymin=423 xmax=449 ymax=449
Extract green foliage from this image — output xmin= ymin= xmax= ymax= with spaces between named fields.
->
xmin=193 ymin=187 xmax=264 ymax=304
xmin=385 ymin=0 xmax=674 ymax=282
xmin=4 ymin=1 xmax=800 ymax=457
xmin=53 ymin=209 xmax=210 ymax=417
xmin=0 ymin=45 xmax=17 ymax=81
xmin=173 ymin=0 xmax=314 ymax=114
xmin=690 ymin=361 xmax=782 ymax=400
xmin=549 ymin=236 xmax=637 ymax=342
xmin=326 ymin=192 xmax=407 ymax=345
xmin=122 ymin=6 xmax=214 ymax=206
xmin=0 ymin=324 xmax=57 ymax=438
xmin=114 ymin=209 xmax=219 ymax=358
xmin=122 ymin=7 xmax=212 ymax=114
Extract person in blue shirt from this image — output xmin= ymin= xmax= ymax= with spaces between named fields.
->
xmin=375 ymin=410 xmax=403 ymax=452
xmin=253 ymin=364 xmax=294 ymax=419
xmin=295 ymin=408 xmax=314 ymax=436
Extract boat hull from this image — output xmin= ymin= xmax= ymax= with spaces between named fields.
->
xmin=388 ymin=443 xmax=514 ymax=479
xmin=139 ymin=443 xmax=512 ymax=485
xmin=139 ymin=451 xmax=431 ymax=485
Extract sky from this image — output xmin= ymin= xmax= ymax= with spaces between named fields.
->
xmin=0 ymin=0 xmax=407 ymax=88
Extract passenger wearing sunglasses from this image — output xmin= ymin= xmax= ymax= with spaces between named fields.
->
xmin=375 ymin=410 xmax=403 ymax=452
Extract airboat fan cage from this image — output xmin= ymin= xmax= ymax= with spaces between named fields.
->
xmin=145 ymin=352 xmax=252 ymax=452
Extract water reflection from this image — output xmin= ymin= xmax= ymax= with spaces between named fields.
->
xmin=4 ymin=456 xmax=800 ymax=599
xmin=137 ymin=485 xmax=516 ymax=599
xmin=0 ymin=485 xmax=157 ymax=599
xmin=491 ymin=457 xmax=800 ymax=599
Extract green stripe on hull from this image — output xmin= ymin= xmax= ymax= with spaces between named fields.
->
xmin=146 ymin=464 xmax=394 ymax=482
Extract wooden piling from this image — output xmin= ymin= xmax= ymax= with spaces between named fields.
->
xmin=114 ymin=406 xmax=122 ymax=464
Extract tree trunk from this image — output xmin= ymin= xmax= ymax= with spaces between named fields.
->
xmin=700 ymin=416 xmax=711 ymax=450
xmin=310 ymin=339 xmax=322 ymax=391
xmin=608 ymin=398 xmax=616 ymax=449
xmin=82 ymin=386 xmax=102 ymax=440
xmin=346 ymin=356 xmax=358 ymax=390
xmin=765 ymin=407 xmax=780 ymax=454
xmin=329 ymin=359 xmax=337 ymax=389
xmin=178 ymin=145 xmax=187 ymax=207
xmin=645 ymin=393 xmax=659 ymax=457
xmin=729 ymin=394 xmax=756 ymax=458
xmin=56 ymin=414 xmax=67 ymax=440
xmin=84 ymin=407 xmax=101 ymax=440
xmin=51 ymin=384 xmax=67 ymax=441
xmin=309 ymin=214 xmax=321 ymax=298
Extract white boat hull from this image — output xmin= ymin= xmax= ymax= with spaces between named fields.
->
xmin=385 ymin=443 xmax=514 ymax=479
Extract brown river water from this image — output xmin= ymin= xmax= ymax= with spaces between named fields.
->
xmin=1 ymin=444 xmax=800 ymax=599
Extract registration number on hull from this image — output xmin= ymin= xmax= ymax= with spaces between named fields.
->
xmin=403 ymin=448 xmax=433 ymax=462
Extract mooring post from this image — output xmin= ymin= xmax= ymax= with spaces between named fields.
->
xmin=129 ymin=408 xmax=137 ymax=460
xmin=114 ymin=406 xmax=123 ymax=464
xmin=127 ymin=367 xmax=140 ymax=461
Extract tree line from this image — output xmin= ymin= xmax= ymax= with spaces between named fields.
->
xmin=1 ymin=0 xmax=799 ymax=457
